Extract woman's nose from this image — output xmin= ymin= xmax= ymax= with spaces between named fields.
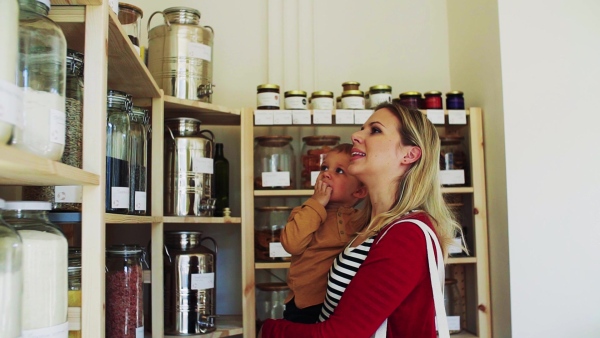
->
xmin=351 ymin=131 xmax=363 ymax=144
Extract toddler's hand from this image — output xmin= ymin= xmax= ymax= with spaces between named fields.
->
xmin=312 ymin=174 xmax=332 ymax=206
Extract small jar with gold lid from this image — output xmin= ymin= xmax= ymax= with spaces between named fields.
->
xmin=424 ymin=90 xmax=443 ymax=109
xmin=257 ymin=84 xmax=280 ymax=110
xmin=398 ymin=91 xmax=423 ymax=109
xmin=341 ymin=90 xmax=365 ymax=109
xmin=342 ymin=81 xmax=360 ymax=91
xmin=446 ymin=90 xmax=465 ymax=110
xmin=369 ymin=85 xmax=393 ymax=108
xmin=284 ymin=90 xmax=308 ymax=110
xmin=310 ymin=91 xmax=334 ymax=110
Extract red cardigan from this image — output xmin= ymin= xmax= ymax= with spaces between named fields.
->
xmin=261 ymin=212 xmax=438 ymax=338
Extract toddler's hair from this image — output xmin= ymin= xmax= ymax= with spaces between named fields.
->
xmin=329 ymin=143 xmax=353 ymax=156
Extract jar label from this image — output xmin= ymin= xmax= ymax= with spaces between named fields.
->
xmin=425 ymin=109 xmax=445 ymax=124
xmin=257 ymin=92 xmax=280 ymax=108
xmin=55 ymin=186 xmax=83 ymax=203
xmin=191 ymin=272 xmax=215 ymax=290
xmin=311 ymin=97 xmax=334 ymax=110
xmin=273 ymin=110 xmax=292 ymax=125
xmin=369 ymin=93 xmax=392 ymax=107
xmin=188 ymin=42 xmax=212 ymax=62
xmin=22 ymin=321 xmax=68 ymax=338
xmin=254 ymin=110 xmax=275 ymax=125
xmin=335 ymin=110 xmax=354 ymax=124
xmin=135 ymin=191 xmax=147 ymax=211
xmin=292 ymin=110 xmax=311 ymax=125
xmin=0 ymin=79 xmax=22 ymax=127
xmin=269 ymin=242 xmax=291 ymax=258
xmin=448 ymin=110 xmax=467 ymax=125
xmin=313 ymin=109 xmax=333 ymax=124
xmin=192 ymin=157 xmax=214 ymax=174
xmin=261 ymin=171 xmax=290 ymax=187
xmin=438 ymin=170 xmax=465 ymax=185
xmin=136 ymin=326 xmax=144 ymax=338
xmin=111 ymin=187 xmax=130 ymax=209
xmin=341 ymin=96 xmax=365 ymax=109
xmin=284 ymin=96 xmax=307 ymax=110
xmin=448 ymin=237 xmax=463 ymax=254
xmin=447 ymin=316 xmax=461 ymax=331
xmin=310 ymin=171 xmax=320 ymax=186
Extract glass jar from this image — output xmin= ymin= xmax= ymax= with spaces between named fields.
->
xmin=106 ymin=90 xmax=132 ymax=214
xmin=424 ymin=90 xmax=443 ymax=109
xmin=128 ymin=106 xmax=148 ymax=215
xmin=440 ymin=136 xmax=468 ymax=186
xmin=369 ymin=85 xmax=392 ymax=108
xmin=446 ymin=91 xmax=465 ymax=110
xmin=106 ymin=244 xmax=144 ymax=338
xmin=0 ymin=0 xmax=20 ymax=145
xmin=444 ymin=278 xmax=463 ymax=334
xmin=254 ymin=206 xmax=292 ymax=262
xmin=341 ymin=90 xmax=365 ymax=109
xmin=310 ymin=91 xmax=334 ymax=110
xmin=14 ymin=0 xmax=67 ymax=160
xmin=3 ymin=201 xmax=68 ymax=335
xmin=257 ymin=84 xmax=280 ymax=109
xmin=254 ymin=136 xmax=296 ymax=190
xmin=284 ymin=90 xmax=308 ymax=110
xmin=67 ymin=247 xmax=81 ymax=338
xmin=398 ymin=91 xmax=423 ymax=110
xmin=301 ymin=135 xmax=340 ymax=189
xmin=342 ymin=81 xmax=360 ymax=91
xmin=255 ymin=283 xmax=289 ymax=333
xmin=0 ymin=199 xmax=23 ymax=338
xmin=117 ymin=2 xmax=143 ymax=54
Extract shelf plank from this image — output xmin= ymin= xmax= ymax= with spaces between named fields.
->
xmin=163 ymin=216 xmax=242 ymax=224
xmin=442 ymin=187 xmax=474 ymax=194
xmin=164 ymin=96 xmax=241 ymax=126
xmin=0 ymin=145 xmax=99 ymax=186
xmin=448 ymin=257 xmax=477 ymax=264
xmin=105 ymin=214 xmax=159 ymax=224
xmin=255 ymin=187 xmax=474 ymax=197
xmin=163 ymin=315 xmax=243 ymax=338
xmin=255 ymin=262 xmax=291 ymax=269
xmin=51 ymin=0 xmax=102 ymax=5
xmin=453 ymin=331 xmax=478 ymax=338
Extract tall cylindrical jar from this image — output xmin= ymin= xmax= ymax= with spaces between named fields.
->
xmin=106 ymin=90 xmax=132 ymax=214
xmin=0 ymin=199 xmax=23 ymax=338
xmin=0 ymin=0 xmax=21 ymax=145
xmin=254 ymin=136 xmax=296 ymax=190
xmin=128 ymin=107 xmax=148 ymax=215
xmin=14 ymin=0 xmax=67 ymax=160
xmin=106 ymin=245 xmax=144 ymax=338
xmin=23 ymin=49 xmax=85 ymax=211
xmin=117 ymin=3 xmax=143 ymax=55
xmin=3 ymin=201 xmax=68 ymax=336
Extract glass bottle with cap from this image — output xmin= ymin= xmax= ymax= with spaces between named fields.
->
xmin=106 ymin=90 xmax=132 ymax=214
xmin=128 ymin=106 xmax=148 ymax=215
xmin=3 ymin=201 xmax=68 ymax=335
xmin=14 ymin=0 xmax=67 ymax=160
xmin=0 ymin=199 xmax=23 ymax=338
xmin=0 ymin=0 xmax=20 ymax=145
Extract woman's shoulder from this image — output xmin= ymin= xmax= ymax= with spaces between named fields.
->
xmin=376 ymin=211 xmax=434 ymax=242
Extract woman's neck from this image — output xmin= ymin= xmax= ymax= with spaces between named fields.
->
xmin=368 ymin=183 xmax=397 ymax=218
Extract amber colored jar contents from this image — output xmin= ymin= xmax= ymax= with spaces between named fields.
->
xmin=254 ymin=206 xmax=293 ymax=261
xmin=301 ymin=135 xmax=340 ymax=188
xmin=342 ymin=81 xmax=360 ymax=91
xmin=424 ymin=91 xmax=443 ymax=109
xmin=257 ymin=84 xmax=280 ymax=109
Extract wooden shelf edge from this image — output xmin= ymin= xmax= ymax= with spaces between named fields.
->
xmin=453 ymin=331 xmax=478 ymax=338
xmin=164 ymin=96 xmax=239 ymax=115
xmin=164 ymin=315 xmax=243 ymax=338
xmin=48 ymin=5 xmax=85 ymax=23
xmin=255 ymin=262 xmax=291 ymax=269
xmin=105 ymin=214 xmax=159 ymax=224
xmin=163 ymin=216 xmax=242 ymax=224
xmin=51 ymin=0 xmax=102 ymax=5
xmin=441 ymin=187 xmax=474 ymax=194
xmin=447 ymin=257 xmax=477 ymax=264
xmin=254 ymin=189 xmax=312 ymax=197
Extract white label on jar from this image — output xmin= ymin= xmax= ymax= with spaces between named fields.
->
xmin=50 ymin=109 xmax=66 ymax=145
xmin=54 ymin=186 xmax=83 ymax=203
xmin=269 ymin=242 xmax=291 ymax=258
xmin=257 ymin=92 xmax=280 ymax=108
xmin=310 ymin=171 xmax=320 ymax=186
xmin=111 ymin=187 xmax=130 ymax=209
xmin=135 ymin=191 xmax=147 ymax=211
xmin=354 ymin=110 xmax=373 ymax=125
xmin=22 ymin=321 xmax=68 ymax=338
xmin=311 ymin=97 xmax=334 ymax=110
xmin=0 ymin=80 xmax=22 ymax=126
xmin=426 ymin=109 xmax=445 ymax=124
xmin=292 ymin=110 xmax=311 ymax=124
xmin=273 ymin=110 xmax=292 ymax=125
xmin=341 ymin=96 xmax=365 ymax=109
xmin=313 ymin=109 xmax=332 ymax=124
xmin=448 ymin=110 xmax=467 ymax=125
xmin=261 ymin=171 xmax=290 ymax=187
xmin=284 ymin=96 xmax=307 ymax=110
xmin=136 ymin=326 xmax=144 ymax=338
xmin=447 ymin=316 xmax=461 ymax=331
xmin=448 ymin=237 xmax=463 ymax=254
xmin=335 ymin=110 xmax=354 ymax=124
xmin=191 ymin=272 xmax=215 ymax=290
xmin=370 ymin=93 xmax=392 ymax=107
xmin=439 ymin=170 xmax=465 ymax=185
xmin=254 ymin=110 xmax=274 ymax=125
xmin=188 ymin=42 xmax=212 ymax=62
xmin=193 ymin=157 xmax=214 ymax=174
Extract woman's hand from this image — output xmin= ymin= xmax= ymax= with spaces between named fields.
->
xmin=312 ymin=173 xmax=332 ymax=206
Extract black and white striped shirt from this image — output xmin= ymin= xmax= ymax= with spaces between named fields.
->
xmin=318 ymin=236 xmax=376 ymax=321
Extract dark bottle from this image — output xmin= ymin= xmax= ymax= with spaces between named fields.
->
xmin=213 ymin=143 xmax=229 ymax=217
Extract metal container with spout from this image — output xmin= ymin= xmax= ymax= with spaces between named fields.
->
xmin=147 ymin=7 xmax=215 ymax=102
xmin=164 ymin=118 xmax=215 ymax=216
xmin=164 ymin=231 xmax=217 ymax=335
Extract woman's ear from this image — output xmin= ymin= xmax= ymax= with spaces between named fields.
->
xmin=402 ymin=146 xmax=422 ymax=164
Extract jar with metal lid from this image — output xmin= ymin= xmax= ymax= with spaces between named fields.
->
xmin=341 ymin=90 xmax=365 ymax=109
xmin=14 ymin=0 xmax=67 ymax=160
xmin=254 ymin=136 xmax=296 ymax=189
xmin=3 ymin=201 xmax=68 ymax=335
xmin=444 ymin=278 xmax=464 ymax=334
xmin=424 ymin=90 xmax=443 ymax=109
xmin=257 ymin=84 xmax=280 ymax=110
xmin=284 ymin=90 xmax=308 ymax=110
xmin=106 ymin=244 xmax=144 ymax=338
xmin=342 ymin=81 xmax=360 ymax=91
xmin=310 ymin=91 xmax=334 ymax=110
xmin=128 ymin=107 xmax=149 ymax=215
xmin=118 ymin=2 xmax=143 ymax=55
xmin=301 ymin=135 xmax=340 ymax=188
xmin=255 ymin=282 xmax=289 ymax=332
xmin=254 ymin=206 xmax=292 ymax=262
xmin=0 ymin=0 xmax=20 ymax=146
xmin=0 ymin=199 xmax=23 ymax=338
xmin=369 ymin=85 xmax=392 ymax=108
xmin=446 ymin=91 xmax=465 ymax=110
xmin=440 ymin=136 xmax=468 ymax=186
xmin=398 ymin=91 xmax=423 ymax=109
xmin=106 ymin=90 xmax=132 ymax=214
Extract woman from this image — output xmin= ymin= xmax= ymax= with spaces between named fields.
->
xmin=260 ymin=102 xmax=461 ymax=337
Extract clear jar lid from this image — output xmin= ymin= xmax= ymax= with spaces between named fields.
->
xmin=107 ymin=90 xmax=132 ymax=111
xmin=66 ymin=49 xmax=84 ymax=76
xmin=255 ymin=135 xmax=293 ymax=147
xmin=4 ymin=201 xmax=51 ymax=211
xmin=130 ymin=106 xmax=148 ymax=122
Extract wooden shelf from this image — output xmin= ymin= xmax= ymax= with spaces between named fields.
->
xmin=255 ymin=262 xmax=291 ymax=269
xmin=164 ymin=96 xmax=241 ymax=125
xmin=51 ymin=0 xmax=102 ymax=5
xmin=255 ymin=187 xmax=474 ymax=197
xmin=105 ymin=214 xmax=159 ymax=224
xmin=163 ymin=315 xmax=243 ymax=337
xmin=0 ymin=146 xmax=99 ymax=186
xmin=163 ymin=216 xmax=242 ymax=224
xmin=448 ymin=257 xmax=477 ymax=264
xmin=442 ymin=187 xmax=474 ymax=194
xmin=454 ymin=331 xmax=478 ymax=338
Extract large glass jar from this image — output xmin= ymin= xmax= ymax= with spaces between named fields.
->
xmin=117 ymin=2 xmax=143 ymax=55
xmin=254 ymin=206 xmax=292 ymax=262
xmin=128 ymin=106 xmax=148 ymax=215
xmin=444 ymin=278 xmax=464 ymax=334
xmin=106 ymin=90 xmax=132 ymax=214
xmin=0 ymin=199 xmax=23 ymax=338
xmin=440 ymin=136 xmax=468 ymax=186
xmin=106 ymin=244 xmax=144 ymax=338
xmin=0 ymin=0 xmax=20 ymax=145
xmin=255 ymin=283 xmax=289 ymax=333
xmin=301 ymin=135 xmax=340 ymax=189
xmin=3 ymin=201 xmax=68 ymax=335
xmin=67 ymin=247 xmax=81 ymax=338
xmin=254 ymin=136 xmax=296 ymax=190
xmin=14 ymin=0 xmax=67 ymax=160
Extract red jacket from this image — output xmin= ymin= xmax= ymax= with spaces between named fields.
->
xmin=262 ymin=212 xmax=437 ymax=338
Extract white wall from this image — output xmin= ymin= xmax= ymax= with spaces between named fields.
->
xmin=497 ymin=0 xmax=600 ymax=336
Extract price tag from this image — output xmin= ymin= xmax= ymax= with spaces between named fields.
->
xmin=188 ymin=42 xmax=212 ymax=62
xmin=426 ymin=109 xmax=445 ymax=125
xmin=354 ymin=110 xmax=374 ymax=125
xmin=135 ymin=191 xmax=147 ymax=211
xmin=335 ymin=110 xmax=354 ymax=124
xmin=254 ymin=110 xmax=274 ymax=125
xmin=191 ymin=272 xmax=215 ymax=290
xmin=273 ymin=110 xmax=292 ymax=125
xmin=310 ymin=171 xmax=320 ymax=186
xmin=292 ymin=110 xmax=311 ymax=124
xmin=269 ymin=242 xmax=291 ymax=258
xmin=111 ymin=187 xmax=129 ymax=209
xmin=50 ymin=109 xmax=66 ymax=145
xmin=448 ymin=237 xmax=463 ymax=254
xmin=439 ymin=170 xmax=465 ymax=185
xmin=447 ymin=316 xmax=461 ymax=331
xmin=448 ymin=110 xmax=467 ymax=125
xmin=193 ymin=157 xmax=214 ymax=174
xmin=54 ymin=186 xmax=83 ymax=203
xmin=261 ymin=171 xmax=291 ymax=187
xmin=22 ymin=321 xmax=69 ymax=338
xmin=313 ymin=109 xmax=333 ymax=124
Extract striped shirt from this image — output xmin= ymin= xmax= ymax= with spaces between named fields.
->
xmin=318 ymin=236 xmax=376 ymax=321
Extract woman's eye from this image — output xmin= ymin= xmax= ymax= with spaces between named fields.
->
xmin=371 ymin=127 xmax=382 ymax=134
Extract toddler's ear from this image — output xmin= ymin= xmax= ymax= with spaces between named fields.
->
xmin=353 ymin=185 xmax=368 ymax=199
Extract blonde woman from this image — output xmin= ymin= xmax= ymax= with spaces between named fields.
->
xmin=260 ymin=102 xmax=461 ymax=337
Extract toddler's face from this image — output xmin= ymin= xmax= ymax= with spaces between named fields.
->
xmin=319 ymin=151 xmax=363 ymax=205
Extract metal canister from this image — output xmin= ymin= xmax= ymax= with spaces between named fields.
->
xmin=164 ymin=118 xmax=215 ymax=216
xmin=148 ymin=7 xmax=215 ymax=102
xmin=164 ymin=231 xmax=217 ymax=335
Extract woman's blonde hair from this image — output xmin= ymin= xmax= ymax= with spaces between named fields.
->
xmin=355 ymin=102 xmax=462 ymax=258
